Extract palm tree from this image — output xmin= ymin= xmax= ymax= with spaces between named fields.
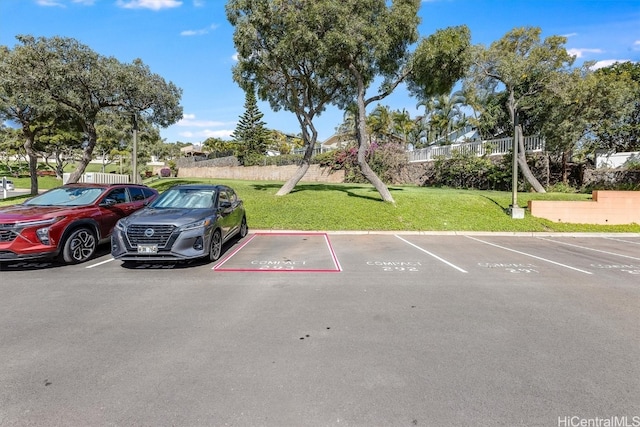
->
xmin=390 ymin=109 xmax=415 ymax=149
xmin=367 ymin=104 xmax=393 ymax=144
xmin=416 ymin=91 xmax=468 ymax=144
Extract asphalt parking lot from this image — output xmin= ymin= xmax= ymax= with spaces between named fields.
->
xmin=1 ymin=232 xmax=639 ymax=426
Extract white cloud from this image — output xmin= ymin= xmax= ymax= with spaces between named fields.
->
xmin=193 ymin=0 xmax=205 ymax=6
xmin=36 ymin=0 xmax=65 ymax=6
xmin=562 ymin=32 xmax=578 ymax=38
xmin=232 ymin=52 xmax=239 ymax=61
xmin=180 ymin=23 xmax=217 ymax=36
xmin=178 ymin=129 xmax=234 ymax=139
xmin=116 ymin=0 xmax=182 ymax=10
xmin=567 ymin=48 xmax=603 ymax=58
xmin=36 ymin=0 xmax=96 ymax=6
xmin=591 ymin=59 xmax=631 ymax=70
xmin=176 ymin=114 xmax=234 ymax=140
xmin=633 ymin=40 xmax=640 ymax=51
xmin=177 ymin=114 xmax=230 ymax=128
xmin=202 ymin=129 xmax=234 ymax=139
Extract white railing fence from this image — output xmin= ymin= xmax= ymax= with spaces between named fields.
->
xmin=408 ymin=135 xmax=545 ymax=163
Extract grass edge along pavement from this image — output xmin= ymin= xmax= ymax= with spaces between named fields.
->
xmin=2 ymin=178 xmax=639 ymax=233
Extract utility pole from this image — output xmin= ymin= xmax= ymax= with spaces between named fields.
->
xmin=131 ymin=113 xmax=138 ymax=184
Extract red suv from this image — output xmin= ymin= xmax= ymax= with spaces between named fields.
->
xmin=0 ymin=183 xmax=158 ymax=264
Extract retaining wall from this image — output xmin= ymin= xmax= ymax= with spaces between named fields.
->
xmin=178 ymin=164 xmax=345 ymax=183
xmin=528 ymin=190 xmax=640 ymax=225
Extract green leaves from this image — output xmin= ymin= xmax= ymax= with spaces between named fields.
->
xmin=407 ymin=25 xmax=471 ymax=99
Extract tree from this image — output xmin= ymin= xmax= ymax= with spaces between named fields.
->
xmin=4 ymin=35 xmax=183 ymax=185
xmin=367 ymin=105 xmax=393 ymax=144
xmin=466 ymin=27 xmax=574 ymax=193
xmin=540 ymin=63 xmax=638 ymax=182
xmin=0 ymin=44 xmax=58 ymax=194
xmin=231 ymin=85 xmax=271 ymax=162
xmin=0 ymin=125 xmax=26 ymax=176
xmin=227 ymin=0 xmax=470 ymax=203
xmin=390 ymin=109 xmax=415 ymax=149
xmin=591 ymin=62 xmax=640 ymax=152
xmin=203 ymin=137 xmax=235 ymax=157
xmin=337 ymin=7 xmax=471 ymax=203
xmin=36 ymin=114 xmax=84 ymax=178
xmin=95 ymin=111 xmax=131 ymax=173
xmin=416 ymin=91 xmax=467 ymax=144
xmin=227 ymin=0 xmax=354 ymax=196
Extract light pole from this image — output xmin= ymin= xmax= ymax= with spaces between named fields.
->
xmin=131 ymin=113 xmax=138 ymax=184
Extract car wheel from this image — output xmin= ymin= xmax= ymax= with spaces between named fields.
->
xmin=239 ymin=215 xmax=248 ymax=238
xmin=62 ymin=227 xmax=97 ymax=264
xmin=209 ymin=229 xmax=222 ymax=262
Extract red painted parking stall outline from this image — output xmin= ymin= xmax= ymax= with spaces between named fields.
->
xmin=213 ymin=232 xmax=342 ymax=272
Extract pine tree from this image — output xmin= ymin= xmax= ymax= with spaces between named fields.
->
xmin=231 ymin=86 xmax=270 ymax=160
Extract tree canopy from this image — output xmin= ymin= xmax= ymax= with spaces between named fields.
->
xmin=231 ymin=86 xmax=271 ymax=162
xmin=0 ymin=35 xmax=183 ymax=191
xmin=227 ymin=0 xmax=470 ymax=202
xmin=465 ymin=27 xmax=574 ymax=193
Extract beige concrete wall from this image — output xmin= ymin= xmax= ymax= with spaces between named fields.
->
xmin=528 ymin=191 xmax=640 ymax=225
xmin=178 ymin=164 xmax=345 ymax=183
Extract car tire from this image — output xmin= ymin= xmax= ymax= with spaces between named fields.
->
xmin=209 ymin=229 xmax=222 ymax=262
xmin=62 ymin=227 xmax=97 ymax=264
xmin=239 ymin=215 xmax=248 ymax=238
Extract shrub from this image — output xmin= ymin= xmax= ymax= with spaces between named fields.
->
xmin=160 ymin=167 xmax=172 ymax=177
xmin=316 ymin=142 xmax=408 ymax=184
xmin=547 ymin=182 xmax=578 ymax=193
xmin=433 ymin=150 xmax=494 ymax=189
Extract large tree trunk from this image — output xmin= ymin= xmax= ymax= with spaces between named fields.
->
xmin=352 ymin=67 xmax=395 ymax=204
xmin=357 ymin=145 xmax=394 ymax=203
xmin=276 ymin=121 xmax=317 ymax=196
xmin=22 ymin=132 xmax=39 ymax=196
xmin=516 ymin=125 xmax=546 ymax=193
xmin=67 ymin=127 xmax=97 ymax=184
xmin=276 ymin=161 xmax=311 ymax=196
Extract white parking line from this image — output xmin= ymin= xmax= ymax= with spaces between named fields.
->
xmin=604 ymin=236 xmax=640 ymax=246
xmin=324 ymin=233 xmax=343 ymax=272
xmin=213 ymin=233 xmax=257 ymax=270
xmin=537 ymin=237 xmax=640 ymax=261
xmin=395 ymin=235 xmax=468 ymax=273
xmin=86 ymin=258 xmax=115 ymax=268
xmin=465 ymin=236 xmax=593 ymax=275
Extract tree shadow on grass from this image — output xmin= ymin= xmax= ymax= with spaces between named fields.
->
xmin=480 ymin=195 xmax=511 ymax=214
xmin=251 ymin=182 xmax=404 ymax=202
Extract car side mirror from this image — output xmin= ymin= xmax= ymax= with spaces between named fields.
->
xmin=219 ymin=201 xmax=232 ymax=209
xmin=100 ymin=198 xmax=117 ymax=207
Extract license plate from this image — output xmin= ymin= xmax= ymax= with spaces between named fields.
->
xmin=137 ymin=244 xmax=158 ymax=254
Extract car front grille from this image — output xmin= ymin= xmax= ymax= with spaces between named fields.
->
xmin=125 ymin=224 xmax=176 ymax=248
xmin=0 ymin=229 xmax=18 ymax=242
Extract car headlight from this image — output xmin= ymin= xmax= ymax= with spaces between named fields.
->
xmin=179 ymin=218 xmax=212 ymax=232
xmin=115 ymin=220 xmax=127 ymax=232
xmin=15 ymin=217 xmax=64 ymax=245
xmin=15 ymin=217 xmax=62 ymax=229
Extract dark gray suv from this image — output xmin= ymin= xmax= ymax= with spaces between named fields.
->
xmin=111 ymin=184 xmax=247 ymax=263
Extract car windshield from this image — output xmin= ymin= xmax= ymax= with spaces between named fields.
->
xmin=23 ymin=187 xmax=105 ymax=206
xmin=150 ymin=188 xmax=216 ymax=209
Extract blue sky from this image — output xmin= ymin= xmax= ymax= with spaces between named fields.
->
xmin=1 ymin=0 xmax=639 ymax=144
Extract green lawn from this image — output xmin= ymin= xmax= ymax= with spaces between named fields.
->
xmin=2 ymin=177 xmax=638 ymax=233
xmin=150 ymin=178 xmax=638 ymax=233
